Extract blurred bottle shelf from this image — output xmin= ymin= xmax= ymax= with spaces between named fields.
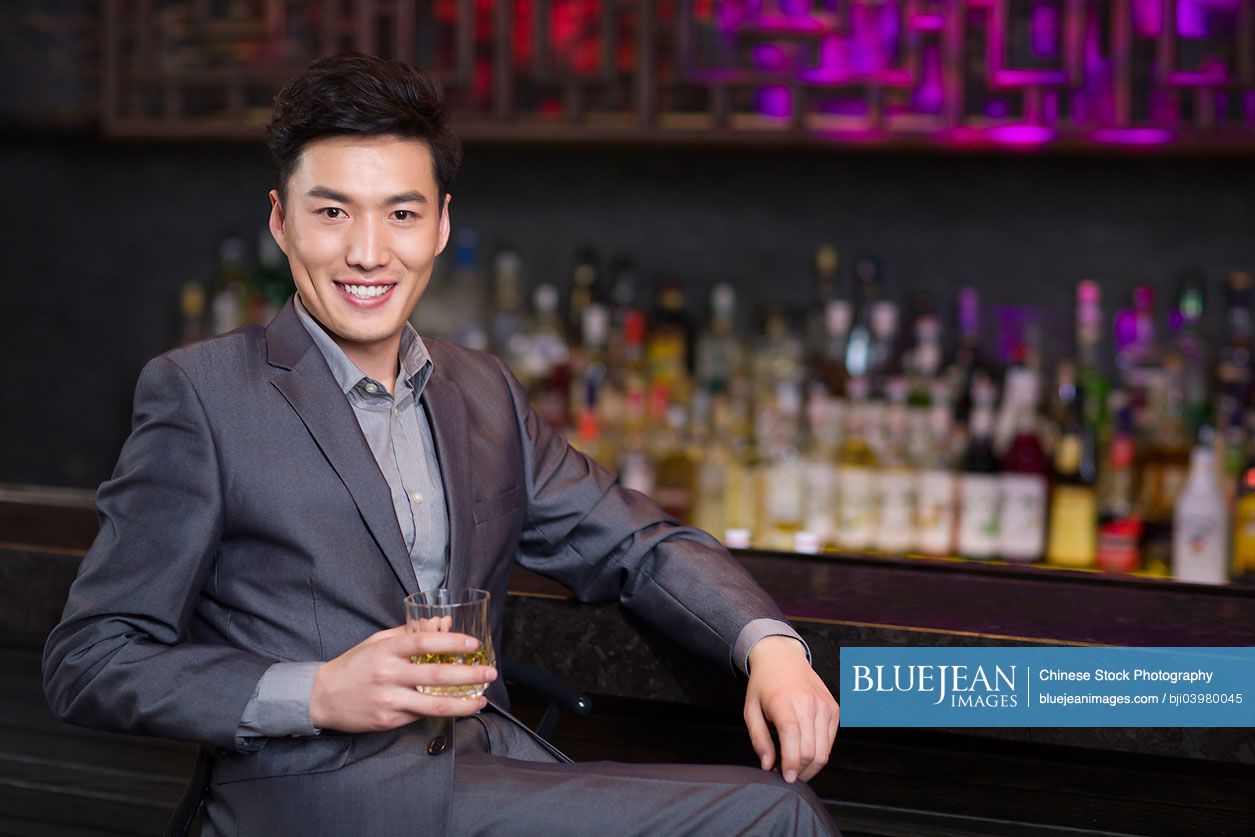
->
xmin=85 ymin=0 xmax=1255 ymax=153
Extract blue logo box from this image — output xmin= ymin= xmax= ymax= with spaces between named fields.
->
xmin=839 ymin=647 xmax=1255 ymax=727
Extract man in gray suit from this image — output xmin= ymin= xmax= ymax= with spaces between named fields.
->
xmin=44 ymin=53 xmax=839 ymax=835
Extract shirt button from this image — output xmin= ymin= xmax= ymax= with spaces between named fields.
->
xmin=411 ymin=491 xmax=423 ymax=504
xmin=364 ymin=382 xmax=379 ymax=394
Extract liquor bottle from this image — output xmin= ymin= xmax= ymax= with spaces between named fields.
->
xmin=814 ymin=299 xmax=853 ymax=399
xmin=874 ymin=377 xmax=917 ymax=554
xmin=1074 ymin=280 xmax=1109 ymax=434
xmin=575 ymin=303 xmax=612 ymax=447
xmin=488 ymin=249 xmax=528 ymax=375
xmin=1172 ymin=429 xmax=1229 ymax=584
xmin=947 ymin=286 xmax=1000 ymax=427
xmin=1116 ymin=284 xmax=1163 ymax=438
xmin=866 ymin=301 xmax=901 ymax=399
xmin=997 ymin=384 xmax=1049 ymax=564
xmin=1231 ymin=422 xmax=1255 ymax=579
xmin=178 ymin=282 xmax=207 ymax=346
xmin=914 ymin=380 xmax=957 ymax=556
xmin=694 ymin=396 xmax=735 ymax=540
xmin=805 ymin=245 xmax=842 ymax=377
xmin=835 ymin=377 xmax=879 ymax=552
xmin=803 ymin=387 xmax=841 ymax=547
xmin=760 ymin=383 xmax=807 ymax=550
xmin=211 ymin=236 xmax=249 ymax=335
xmin=1046 ymin=380 xmax=1099 ymax=568
xmin=567 ymin=248 xmax=601 ymax=345
xmin=652 ymin=404 xmax=697 ymax=523
xmin=957 ymin=375 xmax=1001 ymax=560
xmin=845 ymin=256 xmax=883 ymax=381
xmin=416 ymin=229 xmax=485 ymax=348
xmin=525 ymin=284 xmax=571 ymax=429
xmin=606 ymin=257 xmax=642 ymax=384
xmin=907 ymin=314 xmax=943 ymax=408
xmin=754 ymin=310 xmax=806 ymax=399
xmin=695 ymin=283 xmax=744 ymax=398
xmin=1170 ymin=271 xmax=1210 ymax=434
xmin=1096 ymin=392 xmax=1141 ymax=573
xmin=645 ymin=279 xmax=693 ymax=399
xmin=1216 ymin=271 xmax=1254 ymax=428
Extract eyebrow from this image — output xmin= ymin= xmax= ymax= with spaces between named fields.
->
xmin=304 ymin=186 xmax=428 ymax=206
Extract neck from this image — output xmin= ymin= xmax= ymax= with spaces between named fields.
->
xmin=337 ymin=334 xmax=401 ymax=395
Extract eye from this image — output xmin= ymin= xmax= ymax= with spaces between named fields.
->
xmin=391 ymin=210 xmax=418 ymax=221
xmin=318 ymin=207 xmax=345 ymax=219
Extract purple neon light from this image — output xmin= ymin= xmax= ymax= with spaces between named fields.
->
xmin=1177 ymin=0 xmax=1208 ymax=38
xmin=1030 ymin=1 xmax=1060 ymax=59
xmin=759 ymin=86 xmax=792 ymax=119
xmin=710 ymin=0 xmax=1247 ymax=146
xmin=1090 ymin=127 xmax=1175 ymax=145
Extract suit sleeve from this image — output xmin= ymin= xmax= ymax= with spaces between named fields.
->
xmin=43 ymin=356 xmax=274 ymax=751
xmin=497 ymin=360 xmax=791 ymax=672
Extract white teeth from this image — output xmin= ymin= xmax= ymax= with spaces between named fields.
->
xmin=341 ymin=283 xmax=391 ymax=299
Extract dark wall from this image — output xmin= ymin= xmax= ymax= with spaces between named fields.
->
xmin=4 ymin=138 xmax=1255 ymax=487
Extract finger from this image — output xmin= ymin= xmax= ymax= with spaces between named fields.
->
xmin=399 ymin=663 xmax=498 ymax=689
xmin=792 ymin=697 xmax=817 ymax=781
xmin=393 ymin=690 xmax=489 ymax=719
xmin=743 ymin=699 xmax=776 ymax=772
xmin=801 ymin=703 xmax=831 ymax=782
xmin=775 ymin=713 xmax=802 ymax=783
xmin=394 ymin=631 xmax=481 ymax=657
xmin=410 ymin=616 xmax=443 ymax=633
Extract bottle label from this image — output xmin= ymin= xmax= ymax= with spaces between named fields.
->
xmin=957 ymin=475 xmax=1000 ymax=558
xmin=836 ymin=466 xmax=875 ymax=550
xmin=1047 ymin=486 xmax=1097 ymax=566
xmin=1173 ymin=513 xmax=1228 ymax=584
xmin=766 ymin=461 xmax=805 ymax=528
xmin=876 ymin=470 xmax=916 ymax=553
xmin=998 ymin=473 xmax=1047 ymax=561
xmin=803 ymin=461 xmax=839 ymax=543
xmin=916 ymin=470 xmax=955 ymax=555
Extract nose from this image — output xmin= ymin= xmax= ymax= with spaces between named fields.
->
xmin=346 ymin=214 xmax=390 ymax=272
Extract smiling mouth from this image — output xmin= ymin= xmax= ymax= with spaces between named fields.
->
xmin=334 ymin=281 xmax=397 ymax=300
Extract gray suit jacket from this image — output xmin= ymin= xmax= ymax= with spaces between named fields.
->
xmin=43 ymin=299 xmax=791 ymax=834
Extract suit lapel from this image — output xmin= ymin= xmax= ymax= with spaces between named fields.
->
xmin=266 ymin=301 xmax=419 ymax=596
xmin=423 ymin=354 xmax=474 ymax=592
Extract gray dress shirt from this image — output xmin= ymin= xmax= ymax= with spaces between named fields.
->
xmin=238 ymin=295 xmax=806 ymax=739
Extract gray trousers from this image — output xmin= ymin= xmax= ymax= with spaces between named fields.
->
xmin=452 ymin=710 xmax=840 ymax=837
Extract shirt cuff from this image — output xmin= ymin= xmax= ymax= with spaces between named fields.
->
xmin=236 ymin=661 xmax=322 ymax=740
xmin=731 ymin=618 xmax=811 ymax=675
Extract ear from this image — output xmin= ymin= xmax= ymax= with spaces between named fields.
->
xmin=436 ymin=193 xmax=452 ymax=256
xmin=268 ymin=189 xmax=287 ymax=253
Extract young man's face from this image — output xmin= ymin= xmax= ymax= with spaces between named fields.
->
xmin=269 ymin=134 xmax=450 ymax=356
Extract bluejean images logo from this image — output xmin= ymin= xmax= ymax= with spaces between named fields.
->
xmin=851 ymin=662 xmax=1020 ymax=709
xmin=840 ymin=646 xmax=1255 ymax=728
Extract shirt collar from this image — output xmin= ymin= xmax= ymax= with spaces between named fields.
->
xmin=293 ymin=294 xmax=434 ymax=398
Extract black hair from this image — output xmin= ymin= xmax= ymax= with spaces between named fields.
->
xmin=265 ymin=52 xmax=461 ymax=213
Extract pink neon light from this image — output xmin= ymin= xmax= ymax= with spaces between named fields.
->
xmin=985 ymin=124 xmax=1057 ymax=145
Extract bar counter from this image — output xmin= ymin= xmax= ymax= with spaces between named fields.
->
xmin=3 ymin=487 xmax=1255 ymax=834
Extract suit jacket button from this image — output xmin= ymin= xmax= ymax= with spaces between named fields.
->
xmin=427 ymin=736 xmax=448 ymax=755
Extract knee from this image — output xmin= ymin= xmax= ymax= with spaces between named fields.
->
xmin=756 ymin=778 xmax=839 ymax=837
